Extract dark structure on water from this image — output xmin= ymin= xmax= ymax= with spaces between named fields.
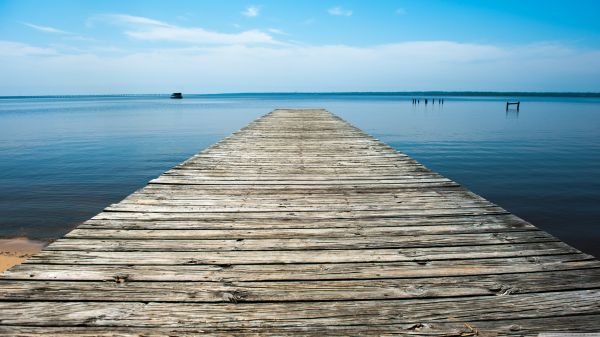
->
xmin=506 ymin=101 xmax=520 ymax=111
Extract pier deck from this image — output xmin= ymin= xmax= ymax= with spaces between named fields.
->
xmin=1 ymin=109 xmax=599 ymax=336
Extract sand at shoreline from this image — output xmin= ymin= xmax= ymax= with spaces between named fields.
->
xmin=0 ymin=237 xmax=46 ymax=272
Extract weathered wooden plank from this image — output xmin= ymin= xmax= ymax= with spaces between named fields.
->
xmin=79 ymin=213 xmax=529 ymax=230
xmin=24 ymin=242 xmax=579 ymax=265
xmin=2 ymin=315 xmax=600 ymax=337
xmin=123 ymin=189 xmax=464 ymax=200
xmin=65 ymin=223 xmax=538 ymax=239
xmin=4 ymin=254 xmax=597 ymax=281
xmin=149 ymin=178 xmax=455 ymax=185
xmin=46 ymin=231 xmax=556 ymax=252
xmin=2 ymin=269 xmax=600 ymax=302
xmin=105 ymin=198 xmax=496 ymax=212
xmin=90 ymin=208 xmax=510 ymax=222
xmin=117 ymin=194 xmax=491 ymax=205
xmin=1 ymin=290 xmax=599 ymax=327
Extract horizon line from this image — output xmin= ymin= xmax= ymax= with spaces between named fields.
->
xmin=2 ymin=91 xmax=600 ymax=98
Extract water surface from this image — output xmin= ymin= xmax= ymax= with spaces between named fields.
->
xmin=1 ymin=94 xmax=599 ymax=256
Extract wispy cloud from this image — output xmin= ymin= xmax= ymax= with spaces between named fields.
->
xmin=100 ymin=14 xmax=169 ymax=27
xmin=95 ymin=14 xmax=277 ymax=45
xmin=0 ymin=40 xmax=57 ymax=56
xmin=62 ymin=35 xmax=97 ymax=42
xmin=396 ymin=8 xmax=407 ymax=16
xmin=242 ymin=6 xmax=260 ymax=17
xmin=267 ymin=28 xmax=287 ymax=35
xmin=22 ymin=22 xmax=71 ymax=34
xmin=328 ymin=7 xmax=352 ymax=17
xmin=22 ymin=22 xmax=93 ymax=42
xmin=126 ymin=27 xmax=275 ymax=44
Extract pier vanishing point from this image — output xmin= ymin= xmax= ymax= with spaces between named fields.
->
xmin=1 ymin=109 xmax=600 ymax=336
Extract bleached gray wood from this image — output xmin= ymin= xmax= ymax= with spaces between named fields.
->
xmin=1 ymin=108 xmax=599 ymax=335
xmin=4 ymin=254 xmax=597 ymax=281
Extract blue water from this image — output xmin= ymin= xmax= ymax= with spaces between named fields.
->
xmin=1 ymin=94 xmax=599 ymax=256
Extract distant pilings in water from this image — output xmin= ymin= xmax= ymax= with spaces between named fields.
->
xmin=506 ymin=101 xmax=520 ymax=111
xmin=412 ymin=98 xmax=444 ymax=105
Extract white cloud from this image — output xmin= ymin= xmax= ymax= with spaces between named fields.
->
xmin=0 ymin=40 xmax=57 ymax=56
xmin=103 ymin=14 xmax=169 ymax=27
xmin=328 ymin=7 xmax=352 ymax=17
xmin=62 ymin=35 xmax=97 ymax=42
xmin=242 ymin=6 xmax=260 ymax=17
xmin=22 ymin=22 xmax=71 ymax=34
xmin=21 ymin=22 xmax=93 ymax=42
xmin=396 ymin=8 xmax=407 ymax=15
xmin=126 ymin=27 xmax=275 ymax=44
xmin=1 ymin=40 xmax=599 ymax=94
xmin=267 ymin=28 xmax=287 ymax=35
xmin=95 ymin=14 xmax=277 ymax=45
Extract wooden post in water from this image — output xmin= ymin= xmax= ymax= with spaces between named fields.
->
xmin=506 ymin=101 xmax=520 ymax=111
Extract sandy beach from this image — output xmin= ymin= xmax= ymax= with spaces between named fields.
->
xmin=0 ymin=237 xmax=46 ymax=272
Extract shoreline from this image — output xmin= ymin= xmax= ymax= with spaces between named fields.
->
xmin=0 ymin=237 xmax=47 ymax=272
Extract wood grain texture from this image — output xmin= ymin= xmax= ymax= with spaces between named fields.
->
xmin=1 ymin=108 xmax=599 ymax=336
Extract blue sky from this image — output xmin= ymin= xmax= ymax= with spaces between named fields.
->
xmin=1 ymin=0 xmax=599 ymax=94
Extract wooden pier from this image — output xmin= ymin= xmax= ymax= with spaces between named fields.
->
xmin=1 ymin=109 xmax=599 ymax=336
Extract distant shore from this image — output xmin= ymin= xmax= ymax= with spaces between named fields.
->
xmin=1 ymin=91 xmax=600 ymax=99
xmin=0 ymin=238 xmax=46 ymax=272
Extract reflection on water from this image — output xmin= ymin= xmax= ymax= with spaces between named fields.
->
xmin=505 ymin=109 xmax=520 ymax=119
xmin=1 ymin=94 xmax=599 ymax=257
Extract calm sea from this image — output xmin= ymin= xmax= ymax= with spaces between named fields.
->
xmin=1 ymin=94 xmax=599 ymax=256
